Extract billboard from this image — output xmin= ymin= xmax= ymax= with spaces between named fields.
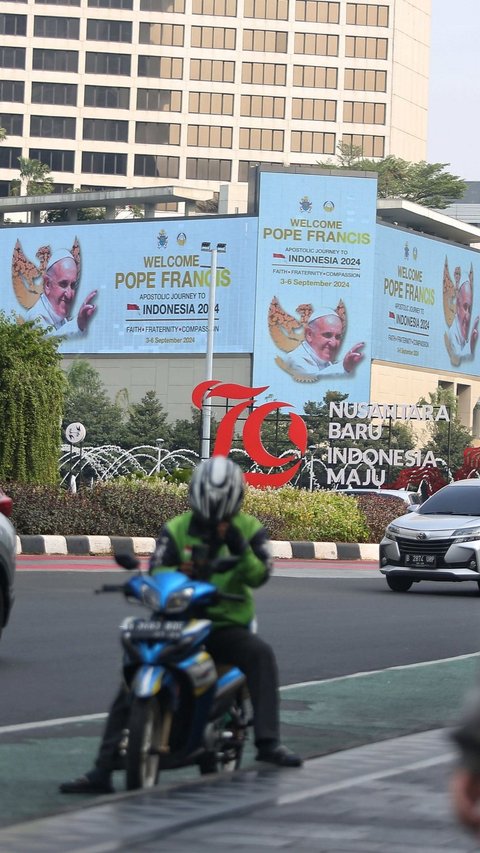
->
xmin=252 ymin=171 xmax=378 ymax=409
xmin=373 ymin=224 xmax=480 ymax=375
xmin=1 ymin=216 xmax=258 ymax=354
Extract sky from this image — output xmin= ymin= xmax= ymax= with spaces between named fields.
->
xmin=427 ymin=0 xmax=480 ymax=180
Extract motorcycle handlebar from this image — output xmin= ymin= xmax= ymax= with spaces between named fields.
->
xmin=95 ymin=584 xmax=126 ymax=594
xmin=217 ymin=591 xmax=245 ymax=602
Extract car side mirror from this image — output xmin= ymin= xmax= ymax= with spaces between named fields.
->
xmin=406 ymin=504 xmax=419 ymax=513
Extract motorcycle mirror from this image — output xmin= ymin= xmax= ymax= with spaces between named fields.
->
xmin=114 ymin=552 xmax=140 ymax=571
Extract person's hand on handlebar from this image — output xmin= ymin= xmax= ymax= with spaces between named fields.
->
xmin=217 ymin=521 xmax=248 ymax=555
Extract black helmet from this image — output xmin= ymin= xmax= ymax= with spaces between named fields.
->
xmin=189 ymin=456 xmax=245 ymax=524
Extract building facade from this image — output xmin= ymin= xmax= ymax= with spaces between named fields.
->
xmin=0 ymin=0 xmax=430 ymax=205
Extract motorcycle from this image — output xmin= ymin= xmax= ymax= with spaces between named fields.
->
xmin=97 ymin=550 xmax=251 ymax=791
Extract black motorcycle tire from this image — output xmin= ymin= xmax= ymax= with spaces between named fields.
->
xmin=126 ymin=697 xmax=161 ymax=790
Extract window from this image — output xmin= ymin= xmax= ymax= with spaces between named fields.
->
xmin=88 ymin=0 xmax=133 ymax=7
xmin=135 ymin=122 xmax=181 ymax=144
xmin=82 ymin=151 xmax=127 ymax=174
xmin=240 ymin=95 xmax=285 ymax=118
xmin=0 ymin=47 xmax=26 ymax=69
xmin=191 ymin=26 xmax=236 ymax=49
xmin=190 ymin=59 xmax=235 ymax=82
xmin=344 ymin=68 xmax=386 ymax=91
xmin=294 ymin=32 xmax=338 ymax=55
xmin=139 ymin=23 xmax=184 ymax=45
xmin=86 ymin=52 xmax=130 ymax=75
xmin=345 ymin=36 xmax=387 ymax=59
xmin=0 ymin=147 xmax=21 ymax=169
xmin=34 ymin=16 xmax=80 ymax=38
xmin=189 ymin=92 xmax=233 ymax=114
xmin=295 ymin=1 xmax=339 ymax=22
xmin=239 ymin=127 xmax=284 ymax=151
xmin=244 ymin=0 xmax=288 ymax=20
xmin=30 ymin=115 xmax=75 ymax=138
xmin=343 ymin=101 xmax=385 ymax=124
xmin=192 ymin=0 xmax=237 ymax=15
xmin=36 ymin=0 xmax=80 ymax=5
xmin=140 ymin=0 xmax=185 ymax=10
xmin=86 ymin=19 xmax=132 ymax=42
xmin=342 ymin=133 xmax=384 ymax=157
xmin=242 ymin=63 xmax=286 ymax=85
xmin=0 ymin=114 xmax=23 ymax=135
xmin=346 ymin=3 xmax=389 ymax=26
xmin=243 ymin=30 xmax=287 ymax=52
xmin=0 ymin=81 xmax=24 ymax=102
xmin=29 ymin=148 xmax=75 ymax=171
xmin=0 ymin=14 xmax=27 ymax=35
xmin=293 ymin=64 xmax=337 ymax=88
xmin=137 ymin=89 xmax=182 ymax=111
xmin=33 ymin=49 xmax=77 ymax=72
xmin=292 ymin=98 xmax=336 ymax=120
xmin=291 ymin=130 xmax=335 ymax=153
xmin=238 ymin=159 xmax=282 ymax=182
xmin=187 ymin=125 xmax=232 ymax=147
xmin=186 ymin=158 xmax=232 ymax=181
xmin=32 ymin=82 xmax=77 ymax=106
xmin=83 ymin=118 xmax=128 ymax=142
xmin=134 ymin=154 xmax=180 ymax=177
xmin=138 ymin=56 xmax=183 ymax=78
xmin=85 ymin=85 xmax=129 ymax=109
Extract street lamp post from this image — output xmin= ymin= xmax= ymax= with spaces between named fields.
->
xmin=155 ymin=437 xmax=164 ymax=474
xmin=200 ymin=241 xmax=226 ymax=460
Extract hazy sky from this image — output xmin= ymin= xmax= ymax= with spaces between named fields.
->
xmin=428 ymin=1 xmax=479 ymax=179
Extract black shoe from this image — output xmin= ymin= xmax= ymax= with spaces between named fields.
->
xmin=59 ymin=770 xmax=114 ymax=795
xmin=256 ymin=744 xmax=303 ymax=768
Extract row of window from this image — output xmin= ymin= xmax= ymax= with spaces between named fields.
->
xmin=4 ymin=1 xmax=389 ymax=23
xmin=0 ymin=131 xmax=385 ymax=166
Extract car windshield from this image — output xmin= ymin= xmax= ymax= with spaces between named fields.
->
xmin=419 ymin=486 xmax=480 ymax=516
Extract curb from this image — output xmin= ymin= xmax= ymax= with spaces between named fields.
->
xmin=16 ymin=535 xmax=379 ymax=561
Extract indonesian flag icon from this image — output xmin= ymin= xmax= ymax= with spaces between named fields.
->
xmin=389 ymin=311 xmax=395 ymax=319
xmin=127 ymin=303 xmax=140 ymax=311
xmin=273 ymin=253 xmax=286 ymax=259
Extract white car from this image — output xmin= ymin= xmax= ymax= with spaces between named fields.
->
xmin=0 ymin=489 xmax=16 ymax=639
xmin=380 ymin=479 xmax=480 ymax=592
xmin=337 ymin=488 xmax=422 ymax=508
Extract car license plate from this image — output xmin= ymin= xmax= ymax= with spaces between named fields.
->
xmin=132 ymin=619 xmax=183 ymax=640
xmin=404 ymin=554 xmax=437 ymax=568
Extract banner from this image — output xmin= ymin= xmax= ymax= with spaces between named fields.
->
xmin=1 ymin=216 xmax=257 ymax=354
xmin=373 ymin=224 xmax=480 ymax=374
xmin=252 ymin=171 xmax=377 ymax=409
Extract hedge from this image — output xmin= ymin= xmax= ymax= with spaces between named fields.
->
xmin=7 ymin=481 xmax=407 ymax=543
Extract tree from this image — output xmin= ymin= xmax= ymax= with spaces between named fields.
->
xmin=9 ymin=157 xmax=54 ymax=197
xmin=62 ymin=360 xmax=124 ymax=446
xmin=0 ymin=127 xmax=6 ymax=142
xmin=120 ymin=390 xmax=172 ymax=448
xmin=317 ymin=142 xmax=466 ymax=209
xmin=418 ymin=388 xmax=473 ymax=475
xmin=0 ymin=313 xmax=65 ymax=483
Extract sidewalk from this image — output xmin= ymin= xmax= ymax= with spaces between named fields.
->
xmin=0 ymin=728 xmax=473 ymax=852
xmin=16 ymin=534 xmax=380 ymax=560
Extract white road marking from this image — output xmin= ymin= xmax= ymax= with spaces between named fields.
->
xmin=2 ymin=650 xmax=479 ymax=736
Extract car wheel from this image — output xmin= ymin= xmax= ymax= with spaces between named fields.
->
xmin=386 ymin=576 xmax=413 ymax=592
xmin=0 ymin=586 xmax=4 ymax=639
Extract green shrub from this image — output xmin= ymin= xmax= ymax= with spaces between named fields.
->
xmin=9 ymin=480 xmax=377 ymax=543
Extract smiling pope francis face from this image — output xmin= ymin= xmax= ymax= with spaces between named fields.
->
xmin=305 ymin=314 xmax=343 ymax=363
xmin=43 ymin=256 xmax=79 ymax=320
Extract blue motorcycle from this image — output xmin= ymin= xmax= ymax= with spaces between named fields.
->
xmin=99 ymin=552 xmax=251 ymax=790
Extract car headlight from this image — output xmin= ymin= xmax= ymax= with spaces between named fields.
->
xmin=452 ymin=527 xmax=480 ymax=543
xmin=385 ymin=524 xmax=402 ymax=541
xmin=165 ymin=586 xmax=195 ymax=614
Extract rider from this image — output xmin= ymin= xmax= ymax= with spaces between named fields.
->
xmin=60 ymin=456 xmax=302 ymax=794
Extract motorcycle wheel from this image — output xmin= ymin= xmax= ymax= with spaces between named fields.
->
xmin=199 ymin=695 xmax=248 ymax=775
xmin=126 ymin=697 xmax=161 ymax=790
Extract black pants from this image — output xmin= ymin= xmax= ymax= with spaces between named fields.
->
xmin=95 ymin=626 xmax=280 ymax=771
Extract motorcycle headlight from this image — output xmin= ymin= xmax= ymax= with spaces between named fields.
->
xmin=452 ymin=526 xmax=480 ymax=543
xmin=165 ymin=586 xmax=195 ymax=614
xmin=140 ymin=584 xmax=161 ymax=610
xmin=385 ymin=524 xmax=402 ymax=541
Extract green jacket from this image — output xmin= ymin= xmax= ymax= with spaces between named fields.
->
xmin=149 ymin=510 xmax=272 ymax=629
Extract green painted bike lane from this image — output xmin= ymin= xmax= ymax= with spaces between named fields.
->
xmin=1 ymin=654 xmax=478 ymax=828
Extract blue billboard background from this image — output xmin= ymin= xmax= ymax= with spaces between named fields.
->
xmin=373 ymin=225 xmax=480 ymax=375
xmin=252 ymin=170 xmax=378 ymax=409
xmin=1 ymin=216 xmax=257 ymax=354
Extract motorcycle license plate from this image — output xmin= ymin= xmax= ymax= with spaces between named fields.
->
xmin=132 ymin=619 xmax=183 ymax=640
xmin=404 ymin=554 xmax=437 ymax=568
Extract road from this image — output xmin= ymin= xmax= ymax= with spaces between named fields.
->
xmin=1 ymin=556 xmax=480 ymax=827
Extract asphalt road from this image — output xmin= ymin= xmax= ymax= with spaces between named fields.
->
xmin=2 ymin=559 xmax=480 ymax=725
